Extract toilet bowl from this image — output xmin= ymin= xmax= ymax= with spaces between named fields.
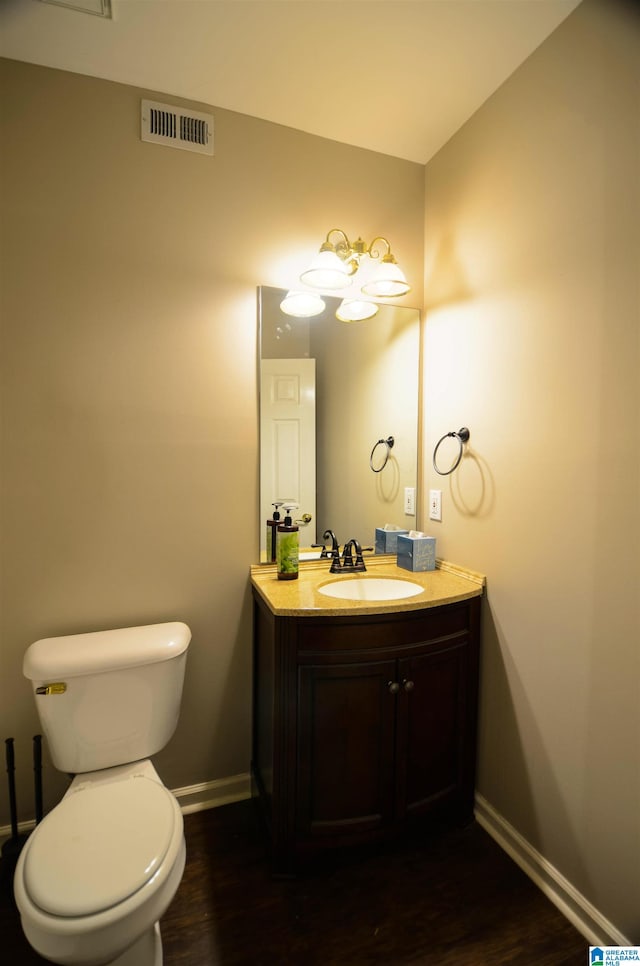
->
xmin=14 ymin=760 xmax=185 ymax=966
xmin=14 ymin=621 xmax=192 ymax=966
xmin=14 ymin=761 xmax=185 ymax=966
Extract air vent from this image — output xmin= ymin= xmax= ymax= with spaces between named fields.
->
xmin=141 ymin=100 xmax=214 ymax=156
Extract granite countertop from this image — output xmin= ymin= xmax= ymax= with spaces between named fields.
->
xmin=250 ymin=555 xmax=485 ymax=617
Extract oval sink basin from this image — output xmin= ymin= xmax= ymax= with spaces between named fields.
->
xmin=318 ymin=577 xmax=424 ymax=602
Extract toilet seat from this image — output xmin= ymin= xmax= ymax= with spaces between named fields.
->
xmin=23 ymin=776 xmax=178 ymax=918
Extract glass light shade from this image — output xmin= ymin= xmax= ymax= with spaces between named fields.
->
xmin=300 ymin=250 xmax=352 ymax=290
xmin=280 ymin=290 xmax=326 ymax=318
xmin=335 ymin=299 xmax=379 ymax=323
xmin=361 ymin=260 xmax=411 ymax=298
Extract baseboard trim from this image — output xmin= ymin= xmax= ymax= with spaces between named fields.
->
xmin=0 ymin=818 xmax=36 ymax=842
xmin=0 ymin=772 xmax=252 ymax=846
xmin=474 ymin=792 xmax=630 ymax=947
xmin=172 ymin=772 xmax=252 ymax=814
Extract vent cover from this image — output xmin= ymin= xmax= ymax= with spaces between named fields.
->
xmin=141 ymin=100 xmax=214 ymax=156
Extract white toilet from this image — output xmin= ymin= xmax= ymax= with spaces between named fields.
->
xmin=13 ymin=621 xmax=192 ymax=966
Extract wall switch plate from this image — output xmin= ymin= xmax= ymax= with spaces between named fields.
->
xmin=429 ymin=489 xmax=442 ymax=522
xmin=404 ymin=486 xmax=416 ymax=516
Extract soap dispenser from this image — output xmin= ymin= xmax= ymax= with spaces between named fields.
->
xmin=266 ymin=502 xmax=283 ymax=563
xmin=276 ymin=505 xmax=299 ymax=580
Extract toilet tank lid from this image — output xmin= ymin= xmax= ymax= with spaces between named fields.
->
xmin=23 ymin=622 xmax=191 ymax=680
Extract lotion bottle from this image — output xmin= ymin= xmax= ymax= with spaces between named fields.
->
xmin=276 ymin=506 xmax=299 ymax=580
xmin=266 ymin=502 xmax=283 ymax=563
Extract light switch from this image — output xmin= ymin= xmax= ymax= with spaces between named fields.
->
xmin=429 ymin=489 xmax=442 ymax=522
xmin=404 ymin=487 xmax=416 ymax=516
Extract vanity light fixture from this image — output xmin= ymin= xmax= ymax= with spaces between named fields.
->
xmin=335 ymin=299 xmax=379 ymax=323
xmin=279 ymin=290 xmax=326 ymax=318
xmin=300 ymin=228 xmax=411 ymax=297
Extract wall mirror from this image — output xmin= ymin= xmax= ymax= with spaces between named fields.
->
xmin=258 ymin=285 xmax=420 ymax=560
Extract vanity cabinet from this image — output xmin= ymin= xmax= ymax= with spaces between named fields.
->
xmin=251 ymin=590 xmax=481 ymax=875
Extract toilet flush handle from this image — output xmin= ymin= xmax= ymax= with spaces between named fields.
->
xmin=35 ymin=682 xmax=67 ymax=696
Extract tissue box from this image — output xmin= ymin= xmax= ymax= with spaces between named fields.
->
xmin=375 ymin=527 xmax=409 ymax=554
xmin=396 ymin=533 xmax=437 ymax=572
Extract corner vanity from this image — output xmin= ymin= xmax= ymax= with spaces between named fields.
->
xmin=250 ymin=556 xmax=485 ymax=875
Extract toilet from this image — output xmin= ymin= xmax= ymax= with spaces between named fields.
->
xmin=13 ymin=621 xmax=191 ymax=966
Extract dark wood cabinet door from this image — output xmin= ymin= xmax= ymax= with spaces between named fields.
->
xmin=396 ymin=640 xmax=473 ymax=819
xmin=296 ymin=659 xmax=397 ymax=842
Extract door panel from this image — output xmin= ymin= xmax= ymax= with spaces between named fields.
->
xmin=397 ymin=642 xmax=469 ymax=817
xmin=260 ymin=359 xmax=316 ymax=552
xmin=297 ymin=660 xmax=397 ymax=839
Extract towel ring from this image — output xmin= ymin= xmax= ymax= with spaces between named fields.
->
xmin=370 ymin=436 xmax=394 ymax=473
xmin=433 ymin=427 xmax=470 ymax=476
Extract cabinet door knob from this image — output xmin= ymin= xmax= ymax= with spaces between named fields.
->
xmin=387 ymin=680 xmax=400 ymax=694
xmin=403 ymin=679 xmax=415 ymax=692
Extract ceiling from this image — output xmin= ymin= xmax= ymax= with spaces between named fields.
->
xmin=0 ymin=0 xmax=581 ymax=164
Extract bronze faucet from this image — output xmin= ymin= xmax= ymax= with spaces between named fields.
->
xmin=339 ymin=539 xmax=368 ymax=573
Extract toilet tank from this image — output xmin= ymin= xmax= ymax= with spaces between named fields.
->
xmin=23 ymin=622 xmax=191 ymax=774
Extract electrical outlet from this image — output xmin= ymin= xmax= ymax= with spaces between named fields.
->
xmin=429 ymin=489 xmax=442 ymax=522
xmin=404 ymin=487 xmax=416 ymax=516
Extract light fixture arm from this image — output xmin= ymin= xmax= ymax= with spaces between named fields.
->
xmin=322 ymin=228 xmax=351 ymax=256
xmin=366 ymin=236 xmax=393 ymax=261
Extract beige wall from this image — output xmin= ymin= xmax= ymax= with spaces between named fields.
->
xmin=423 ymin=0 xmax=639 ymax=941
xmin=2 ymin=0 xmax=639 ymax=943
xmin=0 ymin=58 xmax=424 ymax=821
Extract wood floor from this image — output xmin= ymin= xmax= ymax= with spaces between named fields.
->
xmin=1 ymin=799 xmax=588 ymax=965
